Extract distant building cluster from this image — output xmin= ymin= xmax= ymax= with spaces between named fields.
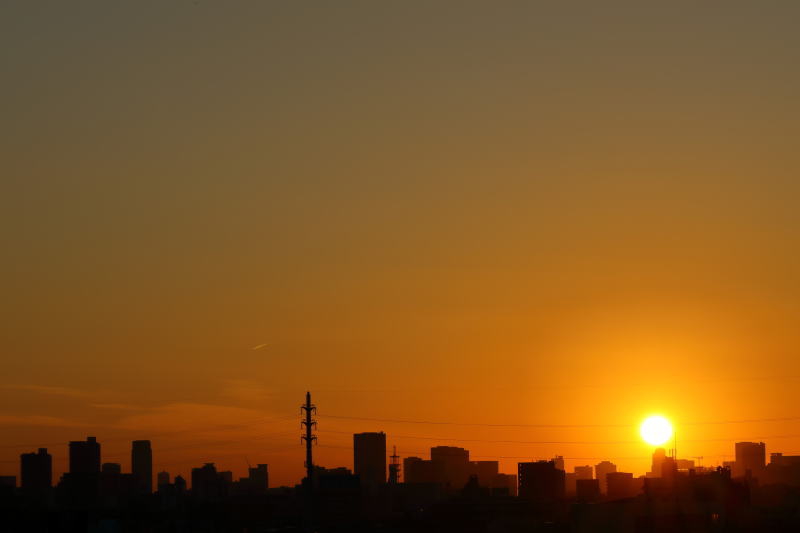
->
xmin=4 ymin=407 xmax=800 ymax=532
xmin=2 ymin=436 xmax=269 ymax=511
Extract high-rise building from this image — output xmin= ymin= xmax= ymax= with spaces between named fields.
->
xmin=157 ymin=471 xmax=170 ymax=488
xmin=648 ymin=448 xmax=667 ymax=478
xmin=174 ymin=475 xmax=187 ymax=493
xmin=660 ymin=456 xmax=678 ymax=487
xmin=132 ymin=440 xmax=153 ymax=493
xmin=553 ymin=456 xmax=565 ymax=471
xmin=431 ymin=446 xmax=470 ymax=490
xmin=404 ymin=455 xmax=447 ymax=485
xmin=69 ymin=436 xmax=100 ymax=474
xmin=735 ymin=442 xmax=766 ymax=478
xmin=101 ymin=463 xmax=121 ymax=474
xmin=576 ymin=478 xmax=601 ymax=502
xmin=574 ymin=465 xmax=593 ymax=480
xmin=21 ymin=448 xmax=51 ymax=491
xmin=468 ymin=460 xmax=499 ymax=487
xmin=518 ymin=460 xmax=565 ymax=502
xmin=353 ymin=432 xmax=386 ymax=488
xmin=594 ymin=461 xmax=617 ymax=494
xmin=771 ymin=453 xmax=800 ymax=467
xmin=495 ymin=473 xmax=518 ymax=497
xmin=606 ymin=472 xmax=638 ymax=500
xmin=565 ymin=472 xmax=577 ymax=496
xmin=248 ymin=464 xmax=269 ymax=491
xmin=192 ymin=463 xmax=229 ymax=501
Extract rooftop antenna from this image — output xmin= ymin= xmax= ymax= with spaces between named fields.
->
xmin=672 ymin=430 xmax=677 ymax=461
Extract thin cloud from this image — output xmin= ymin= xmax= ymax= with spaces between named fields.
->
xmin=111 ymin=402 xmax=278 ymax=436
xmin=250 ymin=343 xmax=268 ymax=350
xmin=2 ymin=384 xmax=88 ymax=398
xmin=221 ymin=379 xmax=277 ymax=403
xmin=0 ymin=414 xmax=88 ymax=428
xmin=90 ymin=403 xmax=143 ymax=411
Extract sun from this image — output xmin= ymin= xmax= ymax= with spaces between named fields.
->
xmin=640 ymin=415 xmax=673 ymax=446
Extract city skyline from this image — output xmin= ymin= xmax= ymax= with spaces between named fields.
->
xmin=5 ymin=3 xmax=800 ymax=528
xmin=3 ymin=394 xmax=800 ymax=489
xmin=0 ymin=403 xmax=793 ymax=498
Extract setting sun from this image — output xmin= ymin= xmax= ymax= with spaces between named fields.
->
xmin=640 ymin=415 xmax=673 ymax=446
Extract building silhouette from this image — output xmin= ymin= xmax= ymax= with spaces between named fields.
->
xmin=771 ymin=453 xmax=800 ymax=467
xmin=69 ymin=436 xmax=100 ymax=474
xmin=353 ymin=432 xmax=386 ymax=489
xmin=594 ymin=460 xmax=616 ymax=494
xmin=102 ymin=462 xmax=121 ymax=475
xmin=735 ymin=441 xmax=766 ymax=478
xmin=403 ymin=456 xmax=444 ymax=484
xmin=174 ymin=474 xmax=187 ymax=493
xmin=566 ymin=464 xmax=593 ymax=495
xmin=648 ymin=447 xmax=667 ymax=478
xmin=131 ymin=440 xmax=152 ymax=493
xmin=20 ymin=448 xmax=51 ymax=492
xmin=576 ymin=478 xmax=601 ymax=502
xmin=247 ymin=464 xmax=269 ymax=491
xmin=606 ymin=471 xmax=638 ymax=500
xmin=157 ymin=471 xmax=170 ymax=489
xmin=574 ymin=465 xmax=593 ymax=480
xmin=191 ymin=463 xmax=229 ymax=502
xmin=431 ymin=446 xmax=470 ymax=490
xmin=518 ymin=460 xmax=565 ymax=502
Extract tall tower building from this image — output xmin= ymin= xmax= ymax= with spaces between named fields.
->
xmin=353 ymin=432 xmax=386 ymax=489
xmin=248 ymin=464 xmax=269 ymax=491
xmin=573 ymin=465 xmax=593 ymax=480
xmin=518 ymin=460 xmax=565 ymax=502
xmin=69 ymin=436 xmax=100 ymax=474
xmin=132 ymin=440 xmax=153 ymax=493
xmin=431 ymin=446 xmax=470 ymax=490
xmin=594 ymin=461 xmax=617 ymax=494
xmin=735 ymin=441 xmax=766 ymax=478
xmin=649 ymin=448 xmax=667 ymax=478
xmin=20 ymin=448 xmax=52 ymax=491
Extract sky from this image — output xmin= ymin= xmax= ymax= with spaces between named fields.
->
xmin=3 ymin=1 xmax=800 ymax=487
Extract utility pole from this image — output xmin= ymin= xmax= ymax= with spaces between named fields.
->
xmin=300 ymin=391 xmax=317 ymax=530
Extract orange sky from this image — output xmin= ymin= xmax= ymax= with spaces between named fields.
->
xmin=3 ymin=1 xmax=800 ymax=487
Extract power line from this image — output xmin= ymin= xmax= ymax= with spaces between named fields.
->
xmin=315 ymin=443 xmax=649 ymax=461
xmin=324 ymin=413 xmax=800 ymax=428
xmin=316 ymin=429 xmax=800 ymax=446
xmin=323 ymin=414 xmax=630 ymax=428
xmin=0 ymin=414 xmax=296 ymax=450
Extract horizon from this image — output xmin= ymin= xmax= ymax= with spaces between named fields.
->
xmin=2 ymin=393 xmax=798 ymax=487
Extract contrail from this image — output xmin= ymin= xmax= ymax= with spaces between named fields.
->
xmin=250 ymin=343 xmax=268 ymax=351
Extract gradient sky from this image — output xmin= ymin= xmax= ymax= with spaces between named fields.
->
xmin=3 ymin=1 xmax=800 ymax=487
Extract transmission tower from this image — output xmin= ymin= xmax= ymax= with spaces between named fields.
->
xmin=388 ymin=445 xmax=400 ymax=484
xmin=300 ymin=391 xmax=317 ymax=531
xmin=300 ymin=391 xmax=317 ymax=486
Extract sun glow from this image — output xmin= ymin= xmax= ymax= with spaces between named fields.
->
xmin=640 ymin=415 xmax=673 ymax=446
